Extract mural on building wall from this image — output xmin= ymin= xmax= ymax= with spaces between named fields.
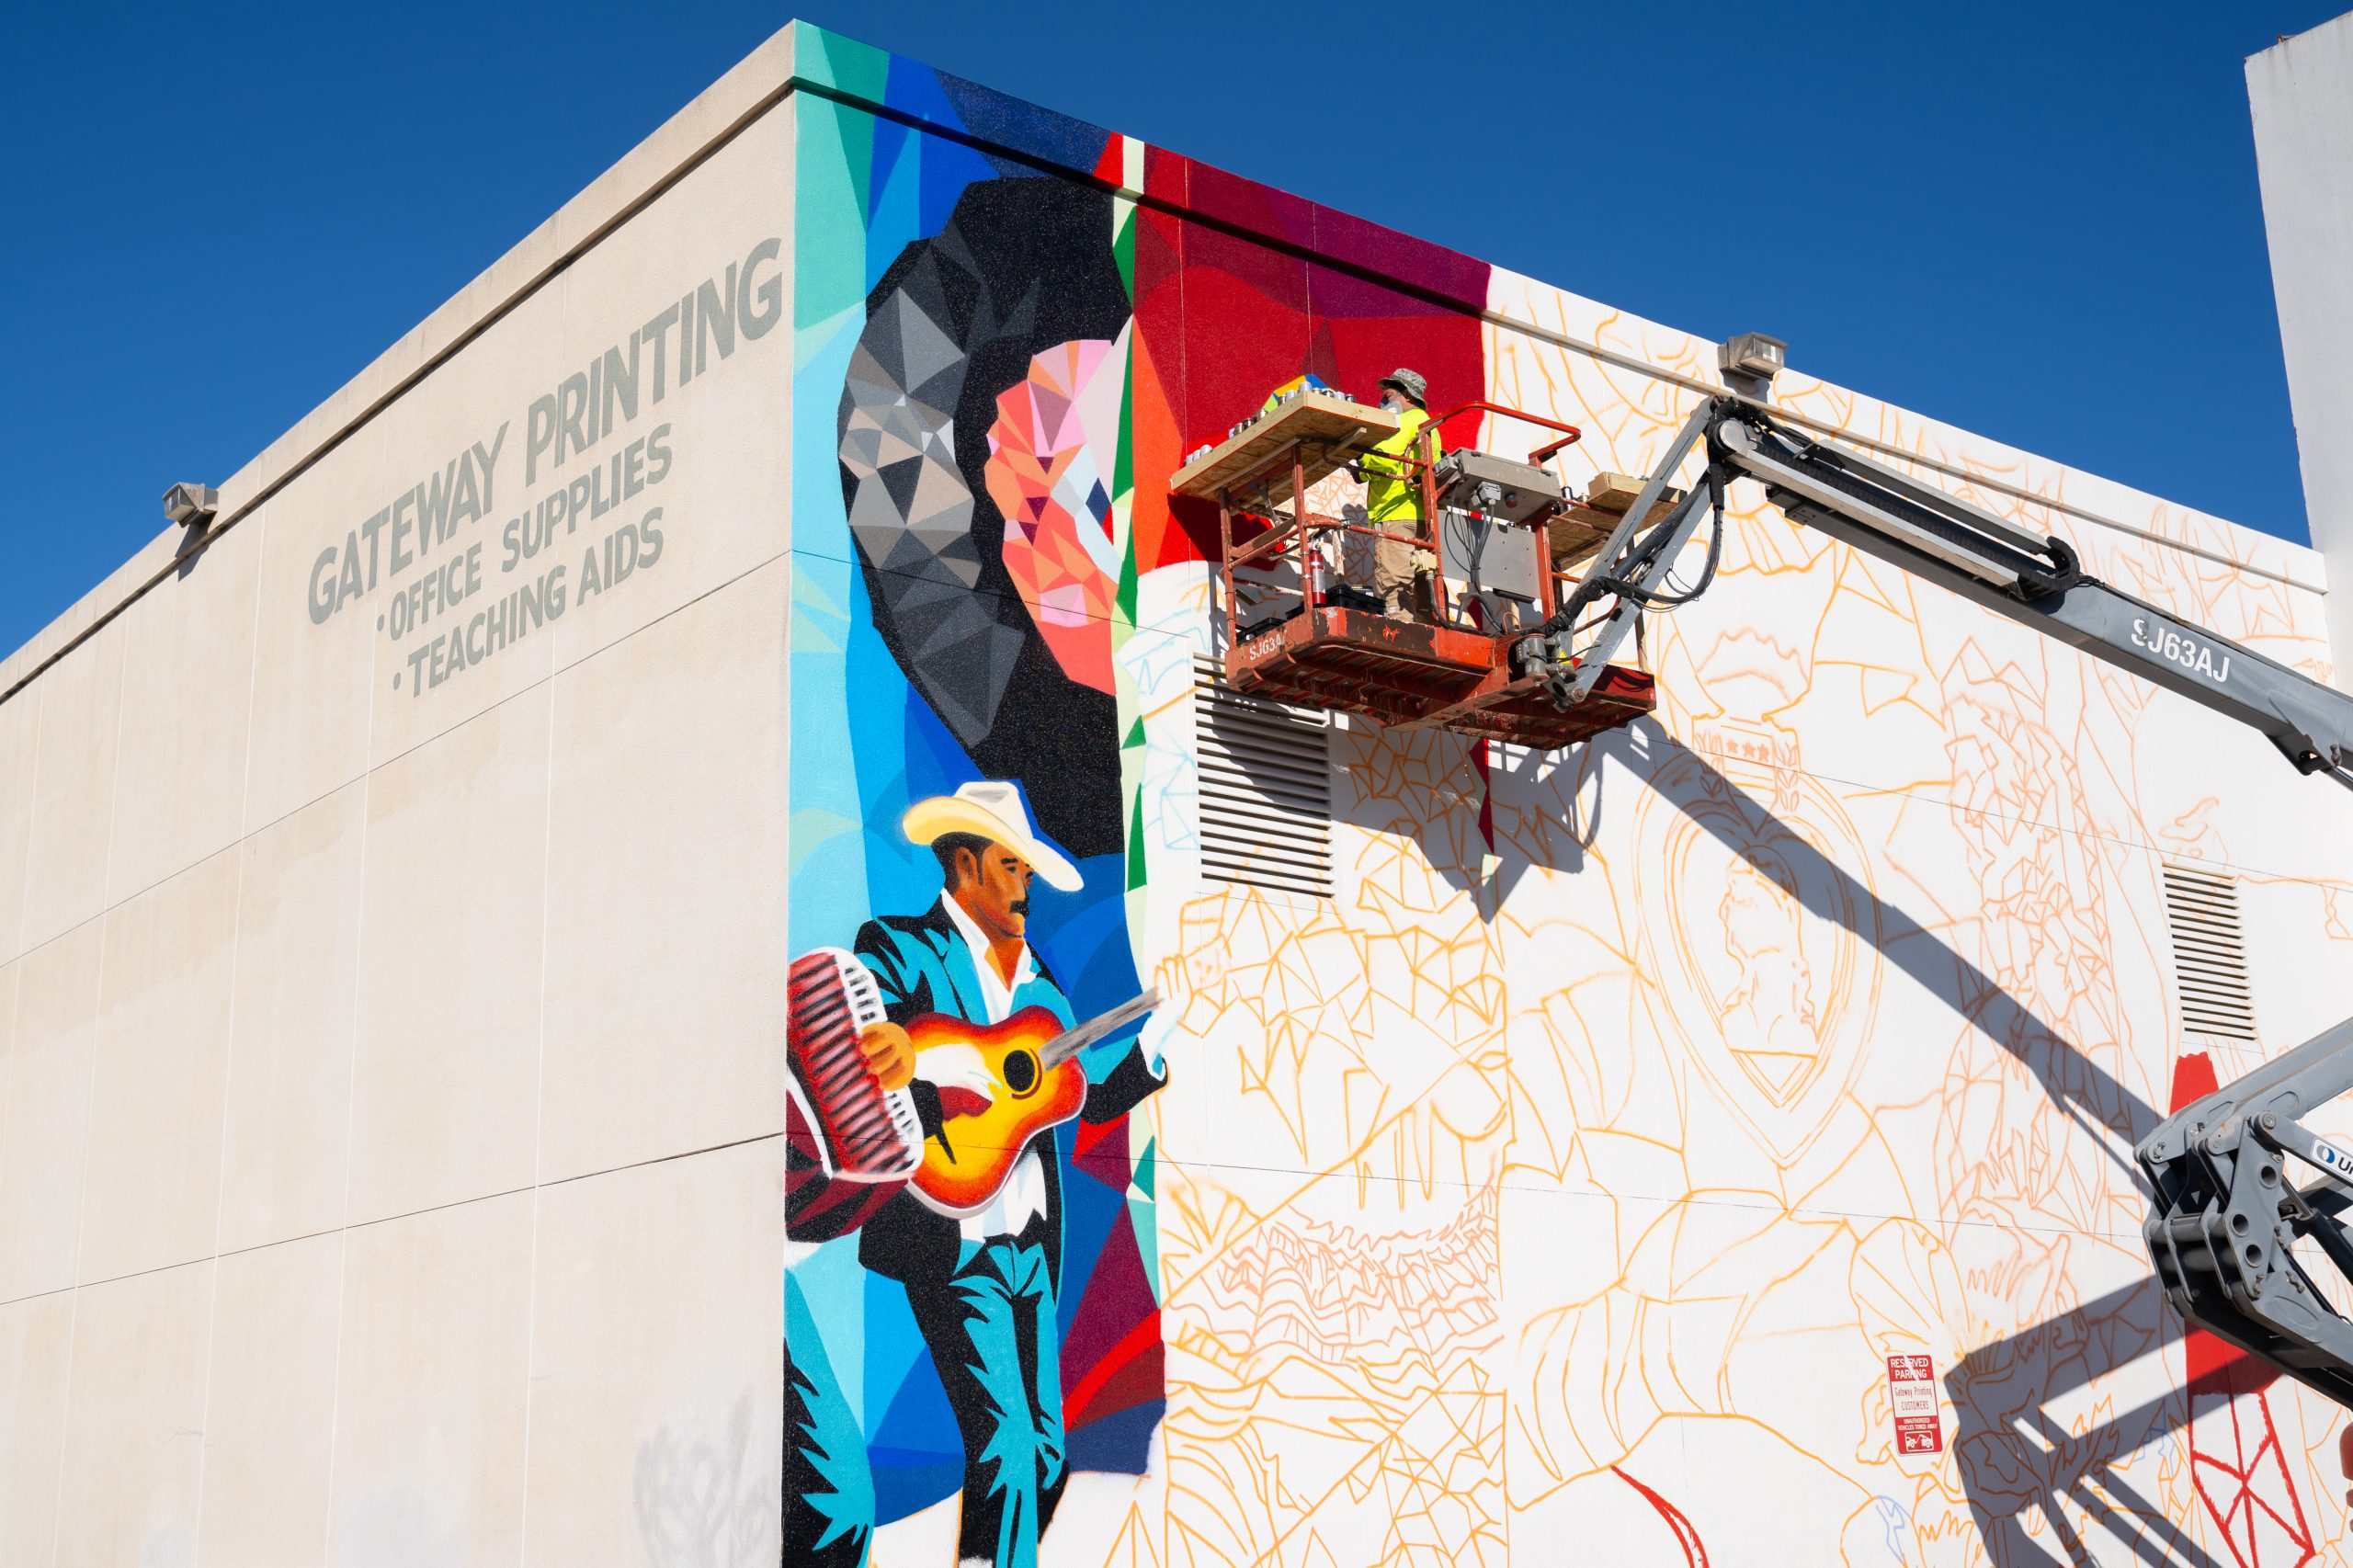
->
xmin=786 ymin=97 xmax=1167 ymax=1568
xmin=783 ymin=27 xmax=2353 ymax=1568
xmin=783 ymin=37 xmax=1500 ymax=1567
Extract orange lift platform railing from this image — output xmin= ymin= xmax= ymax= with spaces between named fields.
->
xmin=1169 ymin=387 xmax=1658 ymax=750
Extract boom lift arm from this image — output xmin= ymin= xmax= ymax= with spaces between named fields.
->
xmin=1516 ymin=345 xmax=2353 ymax=1407
xmin=1522 ymin=385 xmax=2353 ymax=783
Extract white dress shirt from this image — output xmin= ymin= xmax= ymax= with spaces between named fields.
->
xmin=937 ymin=895 xmax=1051 ymax=1242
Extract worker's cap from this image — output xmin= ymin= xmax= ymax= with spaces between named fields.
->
xmin=1377 ymin=368 xmax=1428 ymax=404
xmin=903 ymin=779 xmax=1083 ymax=891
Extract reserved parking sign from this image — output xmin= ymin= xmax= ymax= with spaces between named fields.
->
xmin=1888 ymin=1355 xmax=1944 ymax=1454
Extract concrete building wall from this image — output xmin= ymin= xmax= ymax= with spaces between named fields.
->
xmin=2251 ymin=11 xmax=2353 ymax=690
xmin=0 ymin=37 xmax=795 ymax=1567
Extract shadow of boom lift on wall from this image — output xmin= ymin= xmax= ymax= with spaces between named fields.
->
xmin=1942 ymin=1277 xmax=2227 ymax=1568
xmin=1606 ymin=724 xmax=2254 ymax=1565
xmin=1641 ymin=725 xmax=2159 ymax=1165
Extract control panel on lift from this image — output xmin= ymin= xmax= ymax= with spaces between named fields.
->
xmin=1431 ymin=449 xmax=1563 ymax=633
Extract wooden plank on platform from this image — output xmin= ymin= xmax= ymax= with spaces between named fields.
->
xmin=1170 ymin=392 xmax=1401 ymax=504
xmin=1583 ymin=472 xmax=1649 ymax=512
xmin=1547 ymin=506 xmax=1617 ymax=566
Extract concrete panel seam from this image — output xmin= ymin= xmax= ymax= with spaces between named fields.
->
xmin=318 ymin=594 xmax=382 ymax=1568
xmin=0 ymin=1126 xmax=783 ymax=1307
xmin=16 ymin=546 xmax=790 ymax=977
xmin=0 ymin=1131 xmax=792 ymax=1305
xmin=185 ymin=805 xmax=252 ymax=1560
xmin=45 ymin=923 xmax=107 ymax=1568
xmin=353 ymin=548 xmax=787 ymax=791
xmin=513 ymin=619 xmax=558 ymax=1567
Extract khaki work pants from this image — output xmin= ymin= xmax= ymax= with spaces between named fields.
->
xmin=1372 ymin=521 xmax=1435 ymax=619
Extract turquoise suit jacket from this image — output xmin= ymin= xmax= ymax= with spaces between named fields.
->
xmin=854 ymin=898 xmax=1165 ymax=1289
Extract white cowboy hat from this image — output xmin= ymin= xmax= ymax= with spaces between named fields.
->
xmin=901 ymin=779 xmax=1084 ymax=892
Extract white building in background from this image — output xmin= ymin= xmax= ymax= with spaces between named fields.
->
xmin=2253 ymin=11 xmax=2353 ymax=688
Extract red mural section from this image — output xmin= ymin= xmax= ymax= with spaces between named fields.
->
xmin=1125 ymin=146 xmax=1489 ymax=574
xmin=2170 ymin=1051 xmax=2317 ymax=1568
xmin=1062 ymin=1118 xmax=1163 ymax=1436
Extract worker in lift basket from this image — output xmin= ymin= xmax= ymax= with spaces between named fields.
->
xmin=1343 ymin=368 xmax=1440 ymax=619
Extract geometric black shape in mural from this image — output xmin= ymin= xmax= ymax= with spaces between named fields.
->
xmin=839 ymin=177 xmax=1132 ymax=859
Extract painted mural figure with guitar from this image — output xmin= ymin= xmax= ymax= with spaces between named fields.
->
xmin=791 ymin=778 xmax=1165 ymax=1568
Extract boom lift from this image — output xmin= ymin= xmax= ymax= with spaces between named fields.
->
xmin=1516 ymin=335 xmax=2353 ymax=1407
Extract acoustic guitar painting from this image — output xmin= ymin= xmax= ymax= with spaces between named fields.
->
xmin=907 ymin=989 xmax=1160 ymax=1217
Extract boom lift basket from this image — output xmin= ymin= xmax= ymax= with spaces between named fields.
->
xmin=1170 ymin=390 xmax=1655 ymax=750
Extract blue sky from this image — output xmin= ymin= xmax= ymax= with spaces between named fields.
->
xmin=2 ymin=0 xmax=2337 ymax=655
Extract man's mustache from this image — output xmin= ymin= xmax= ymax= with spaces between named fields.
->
xmin=1009 ymin=899 xmax=1029 ymax=917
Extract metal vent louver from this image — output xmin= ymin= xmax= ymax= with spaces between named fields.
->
xmin=1194 ymin=656 xmax=1333 ymax=898
xmin=2161 ymin=862 xmax=2257 ymax=1043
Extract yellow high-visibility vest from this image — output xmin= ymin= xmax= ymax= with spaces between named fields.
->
xmin=1358 ymin=407 xmax=1438 ymax=524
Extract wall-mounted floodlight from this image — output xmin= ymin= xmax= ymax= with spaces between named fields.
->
xmin=1718 ymin=333 xmax=1788 ymax=400
xmin=162 ymin=483 xmax=219 ymax=528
